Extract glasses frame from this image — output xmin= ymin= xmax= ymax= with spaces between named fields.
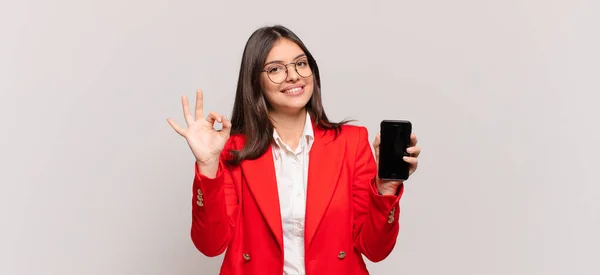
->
xmin=260 ymin=60 xmax=313 ymax=84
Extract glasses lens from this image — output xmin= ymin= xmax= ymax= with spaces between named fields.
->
xmin=267 ymin=64 xmax=287 ymax=84
xmin=295 ymin=59 xmax=312 ymax=78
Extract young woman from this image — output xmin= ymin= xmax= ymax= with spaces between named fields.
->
xmin=167 ymin=25 xmax=421 ymax=275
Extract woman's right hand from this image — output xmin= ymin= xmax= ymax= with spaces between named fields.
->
xmin=167 ymin=89 xmax=232 ymax=170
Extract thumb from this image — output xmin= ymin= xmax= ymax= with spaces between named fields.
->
xmin=373 ymin=133 xmax=380 ymax=161
xmin=221 ymin=115 xmax=232 ymax=136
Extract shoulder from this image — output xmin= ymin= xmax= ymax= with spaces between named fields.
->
xmin=316 ymin=123 xmax=370 ymax=148
xmin=218 ymin=134 xmax=247 ymax=163
xmin=334 ymin=124 xmax=373 ymax=159
xmin=223 ymin=133 xmax=247 ymax=151
xmin=340 ymin=124 xmax=368 ymax=134
xmin=338 ymin=124 xmax=370 ymax=141
xmin=214 ymin=133 xmax=249 ymax=167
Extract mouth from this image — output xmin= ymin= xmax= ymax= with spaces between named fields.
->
xmin=281 ymin=85 xmax=304 ymax=96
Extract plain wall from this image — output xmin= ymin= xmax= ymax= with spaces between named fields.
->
xmin=1 ymin=0 xmax=599 ymax=274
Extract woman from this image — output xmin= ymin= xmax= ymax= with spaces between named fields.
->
xmin=167 ymin=25 xmax=421 ymax=275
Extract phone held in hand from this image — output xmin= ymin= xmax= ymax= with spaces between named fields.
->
xmin=378 ymin=120 xmax=412 ymax=181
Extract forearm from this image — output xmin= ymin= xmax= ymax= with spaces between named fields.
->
xmin=354 ymin=180 xmax=403 ymax=262
xmin=190 ymin=162 xmax=233 ymax=257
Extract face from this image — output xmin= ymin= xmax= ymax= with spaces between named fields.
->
xmin=260 ymin=38 xmax=314 ymax=115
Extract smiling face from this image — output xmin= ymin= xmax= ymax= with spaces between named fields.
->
xmin=260 ymin=38 xmax=314 ymax=116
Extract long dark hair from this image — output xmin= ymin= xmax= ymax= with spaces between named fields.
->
xmin=227 ymin=25 xmax=350 ymax=166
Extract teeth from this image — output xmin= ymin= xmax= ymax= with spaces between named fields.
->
xmin=284 ymin=87 xmax=302 ymax=94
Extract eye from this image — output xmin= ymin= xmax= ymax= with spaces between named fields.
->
xmin=296 ymin=60 xmax=309 ymax=67
xmin=266 ymin=65 xmax=284 ymax=74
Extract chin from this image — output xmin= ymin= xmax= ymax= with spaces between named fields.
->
xmin=287 ymin=95 xmax=312 ymax=111
xmin=273 ymin=99 xmax=311 ymax=115
xmin=280 ymin=104 xmax=309 ymax=115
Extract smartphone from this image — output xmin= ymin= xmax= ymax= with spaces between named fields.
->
xmin=378 ymin=120 xmax=412 ymax=181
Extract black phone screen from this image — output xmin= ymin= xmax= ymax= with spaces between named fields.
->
xmin=378 ymin=120 xmax=412 ymax=180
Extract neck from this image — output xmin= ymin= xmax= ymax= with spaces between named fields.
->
xmin=270 ymin=108 xmax=308 ymax=150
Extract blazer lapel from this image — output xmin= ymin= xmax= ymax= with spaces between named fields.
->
xmin=241 ymin=145 xmax=283 ymax=252
xmin=305 ymin=126 xmax=346 ymax=248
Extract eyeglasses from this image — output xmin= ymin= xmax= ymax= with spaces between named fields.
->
xmin=261 ymin=58 xmax=313 ymax=84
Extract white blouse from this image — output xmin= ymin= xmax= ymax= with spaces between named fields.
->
xmin=271 ymin=112 xmax=314 ymax=275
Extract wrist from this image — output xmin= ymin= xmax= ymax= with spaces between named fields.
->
xmin=196 ymin=160 xmax=219 ymax=178
xmin=378 ymin=188 xmax=397 ymax=196
xmin=376 ymin=180 xmax=403 ymax=196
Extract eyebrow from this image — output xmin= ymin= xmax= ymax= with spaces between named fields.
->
xmin=264 ymin=53 xmax=307 ymax=66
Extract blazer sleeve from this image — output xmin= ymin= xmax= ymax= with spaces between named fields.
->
xmin=352 ymin=126 xmax=404 ymax=262
xmin=190 ymin=141 xmax=239 ymax=257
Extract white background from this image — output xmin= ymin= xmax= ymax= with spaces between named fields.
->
xmin=1 ymin=0 xmax=599 ymax=274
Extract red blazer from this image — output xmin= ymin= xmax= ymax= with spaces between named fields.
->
xmin=190 ymin=124 xmax=404 ymax=275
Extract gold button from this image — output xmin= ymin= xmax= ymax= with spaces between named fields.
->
xmin=197 ymin=189 xmax=203 ymax=195
xmin=197 ymin=194 xmax=203 ymax=201
xmin=388 ymin=207 xmax=395 ymax=223
xmin=338 ymin=251 xmax=346 ymax=259
xmin=243 ymin=253 xmax=251 ymax=261
xmin=196 ymin=200 xmax=204 ymax=207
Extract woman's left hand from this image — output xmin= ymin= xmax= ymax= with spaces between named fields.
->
xmin=373 ymin=133 xmax=421 ymax=195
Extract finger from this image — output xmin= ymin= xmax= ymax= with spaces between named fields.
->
xmin=181 ymin=96 xmax=194 ymax=126
xmin=403 ymin=156 xmax=418 ymax=165
xmin=407 ymin=146 xmax=421 ymax=157
xmin=408 ymin=158 xmax=419 ymax=174
xmin=167 ymin=118 xmax=186 ymax=137
xmin=206 ymin=111 xmax=222 ymax=125
xmin=410 ymin=133 xmax=418 ymax=146
xmin=221 ymin=115 xmax=232 ymax=136
xmin=373 ymin=133 xmax=380 ymax=148
xmin=373 ymin=133 xmax=380 ymax=160
xmin=195 ymin=89 xmax=204 ymax=121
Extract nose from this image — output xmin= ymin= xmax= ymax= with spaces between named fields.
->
xmin=285 ymin=64 xmax=300 ymax=82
